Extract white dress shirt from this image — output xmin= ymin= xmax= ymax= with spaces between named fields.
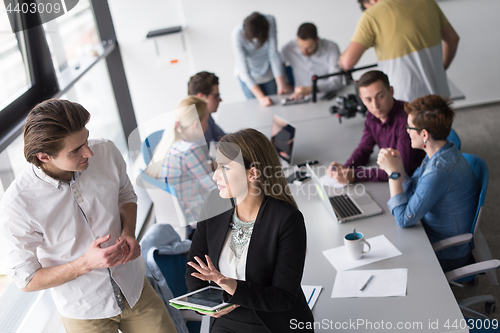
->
xmin=218 ymin=230 xmax=249 ymax=281
xmin=0 ymin=139 xmax=145 ymax=319
xmin=281 ymin=38 xmax=343 ymax=92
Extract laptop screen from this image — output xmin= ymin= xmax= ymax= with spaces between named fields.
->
xmin=271 ymin=115 xmax=296 ymax=164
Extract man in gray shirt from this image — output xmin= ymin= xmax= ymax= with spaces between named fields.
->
xmin=281 ymin=23 xmax=343 ymax=99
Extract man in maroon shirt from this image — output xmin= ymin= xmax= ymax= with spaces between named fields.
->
xmin=328 ymin=70 xmax=425 ymax=183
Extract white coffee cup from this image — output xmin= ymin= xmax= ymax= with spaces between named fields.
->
xmin=344 ymin=232 xmax=371 ymax=260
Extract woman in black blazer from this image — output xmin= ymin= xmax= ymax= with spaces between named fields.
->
xmin=186 ymin=129 xmax=314 ymax=333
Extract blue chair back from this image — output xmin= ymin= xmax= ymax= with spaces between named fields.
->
xmin=141 ymin=130 xmax=165 ymax=165
xmin=447 ymin=128 xmax=461 ymax=150
xmin=138 ymin=169 xmax=176 ymax=196
xmin=462 ymin=153 xmax=488 ymax=235
xmin=153 ymin=251 xmax=188 ymax=297
xmin=285 ymin=65 xmax=295 ymax=88
xmin=153 ymin=251 xmax=201 ymax=333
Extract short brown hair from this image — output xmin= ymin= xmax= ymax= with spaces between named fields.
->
xmin=243 ymin=12 xmax=269 ymax=47
xmin=297 ymin=23 xmax=317 ymax=40
xmin=357 ymin=0 xmax=369 ymax=11
xmin=187 ymin=71 xmax=219 ymax=96
xmin=218 ymin=128 xmax=297 ymax=209
xmin=24 ymin=99 xmax=90 ymax=167
xmin=404 ymin=95 xmax=455 ymax=141
xmin=357 ymin=70 xmax=390 ymax=91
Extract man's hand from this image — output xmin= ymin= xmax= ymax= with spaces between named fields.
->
xmin=328 ymin=161 xmax=355 ymax=184
xmin=117 ymin=234 xmax=141 ymax=264
xmin=80 ymin=235 xmax=128 ymax=273
xmin=257 ymin=96 xmax=273 ymax=107
xmin=289 ymin=86 xmax=312 ymax=100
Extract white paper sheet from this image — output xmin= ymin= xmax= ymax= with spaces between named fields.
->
xmin=301 ymin=285 xmax=322 ymax=309
xmin=322 ymin=235 xmax=402 ymax=271
xmin=331 ymin=269 xmax=408 ymax=298
xmin=320 ymin=174 xmax=347 ymax=189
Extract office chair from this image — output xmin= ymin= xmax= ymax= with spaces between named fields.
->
xmin=445 ymin=260 xmax=500 ymax=318
xmin=140 ymin=223 xmax=202 ymax=333
xmin=447 ymin=128 xmax=461 ymax=150
xmin=154 ymin=251 xmax=202 ymax=333
xmin=142 ymin=130 xmax=165 ymax=165
xmin=432 ymin=153 xmax=498 ymax=317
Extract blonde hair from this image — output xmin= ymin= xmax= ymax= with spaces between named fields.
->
xmin=147 ymin=96 xmax=208 ymax=178
xmin=218 ymin=128 xmax=298 ymax=209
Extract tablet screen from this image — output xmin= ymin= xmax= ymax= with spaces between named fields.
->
xmin=177 ymin=287 xmax=224 ymax=308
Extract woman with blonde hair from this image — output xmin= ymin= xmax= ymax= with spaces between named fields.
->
xmin=185 ymin=128 xmax=314 ymax=332
xmin=147 ymin=96 xmax=216 ymax=224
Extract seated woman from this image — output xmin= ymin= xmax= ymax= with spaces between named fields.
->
xmin=377 ymin=95 xmax=479 ymax=272
xmin=147 ymin=96 xmax=216 ymax=225
xmin=185 ymin=129 xmax=314 ymax=332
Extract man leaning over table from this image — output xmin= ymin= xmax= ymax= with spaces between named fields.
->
xmin=328 ymin=70 xmax=425 ymax=184
xmin=281 ymin=22 xmax=344 ymax=99
xmin=0 ymin=99 xmax=176 ymax=333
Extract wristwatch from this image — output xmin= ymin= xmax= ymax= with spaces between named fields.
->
xmin=389 ymin=172 xmax=401 ymax=180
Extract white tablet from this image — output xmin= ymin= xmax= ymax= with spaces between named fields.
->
xmin=169 ymin=286 xmax=230 ymax=312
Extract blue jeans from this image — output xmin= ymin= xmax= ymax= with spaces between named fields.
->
xmin=239 ymin=78 xmax=277 ymax=99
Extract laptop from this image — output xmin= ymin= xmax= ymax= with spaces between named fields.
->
xmin=306 ymin=163 xmax=383 ymax=223
xmin=270 ymin=115 xmax=296 ymax=168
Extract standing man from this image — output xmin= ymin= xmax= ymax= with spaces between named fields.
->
xmin=0 ymin=99 xmax=176 ymax=333
xmin=281 ymin=23 xmax=343 ymax=99
xmin=329 ymin=71 xmax=425 ymax=183
xmin=339 ymin=0 xmax=460 ymax=102
xmin=188 ymin=71 xmax=225 ymax=144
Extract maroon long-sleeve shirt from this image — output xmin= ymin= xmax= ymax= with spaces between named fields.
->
xmin=345 ymin=99 xmax=426 ymax=182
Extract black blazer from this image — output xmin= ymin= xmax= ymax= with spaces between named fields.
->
xmin=186 ymin=191 xmax=314 ymax=333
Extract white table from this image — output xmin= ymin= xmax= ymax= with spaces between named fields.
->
xmin=215 ymin=97 xmax=468 ymax=332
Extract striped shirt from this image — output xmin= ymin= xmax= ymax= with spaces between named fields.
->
xmin=352 ymin=0 xmax=450 ymax=102
xmin=158 ymin=140 xmax=216 ymax=223
xmin=232 ymin=14 xmax=283 ymax=88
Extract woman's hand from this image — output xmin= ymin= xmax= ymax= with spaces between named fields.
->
xmin=377 ymin=148 xmax=404 ymax=176
xmin=188 ymin=255 xmax=238 ymax=296
xmin=199 ymin=304 xmax=240 ymax=318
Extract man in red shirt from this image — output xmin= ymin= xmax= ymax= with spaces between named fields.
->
xmin=329 ymin=70 xmax=425 ymax=183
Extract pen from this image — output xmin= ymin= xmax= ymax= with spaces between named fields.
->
xmin=359 ymin=274 xmax=374 ymax=291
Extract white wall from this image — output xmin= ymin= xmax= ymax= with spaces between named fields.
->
xmin=108 ymin=0 xmax=500 ymax=135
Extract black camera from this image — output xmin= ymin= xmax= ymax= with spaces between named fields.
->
xmin=329 ymin=93 xmax=367 ymax=123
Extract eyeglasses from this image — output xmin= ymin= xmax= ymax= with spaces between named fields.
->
xmin=405 ymin=125 xmax=421 ymax=131
xmin=209 ymin=93 xmax=221 ymax=99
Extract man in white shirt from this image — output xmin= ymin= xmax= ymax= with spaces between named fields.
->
xmin=0 ymin=99 xmax=176 ymax=333
xmin=281 ymin=23 xmax=343 ymax=99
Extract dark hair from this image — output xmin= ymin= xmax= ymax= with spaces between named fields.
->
xmin=297 ymin=23 xmax=317 ymax=40
xmin=24 ymin=99 xmax=90 ymax=167
xmin=357 ymin=0 xmax=368 ymax=11
xmin=218 ymin=128 xmax=297 ymax=209
xmin=356 ymin=70 xmax=390 ymax=91
xmin=188 ymin=71 xmax=219 ymax=96
xmin=404 ymin=95 xmax=455 ymax=141
xmin=243 ymin=12 xmax=269 ymax=47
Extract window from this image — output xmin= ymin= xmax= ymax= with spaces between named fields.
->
xmin=61 ymin=59 xmax=128 ymax=155
xmin=0 ymin=3 xmax=31 ymax=110
xmin=42 ymin=0 xmax=102 ymax=77
xmin=0 ymin=132 xmax=26 ymax=298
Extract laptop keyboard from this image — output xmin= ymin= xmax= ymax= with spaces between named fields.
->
xmin=329 ymin=194 xmax=362 ymax=219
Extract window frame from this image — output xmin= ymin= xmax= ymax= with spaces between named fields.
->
xmin=0 ymin=0 xmax=138 ymax=153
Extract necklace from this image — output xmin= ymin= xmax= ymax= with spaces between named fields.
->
xmin=229 ymin=211 xmax=256 ymax=260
